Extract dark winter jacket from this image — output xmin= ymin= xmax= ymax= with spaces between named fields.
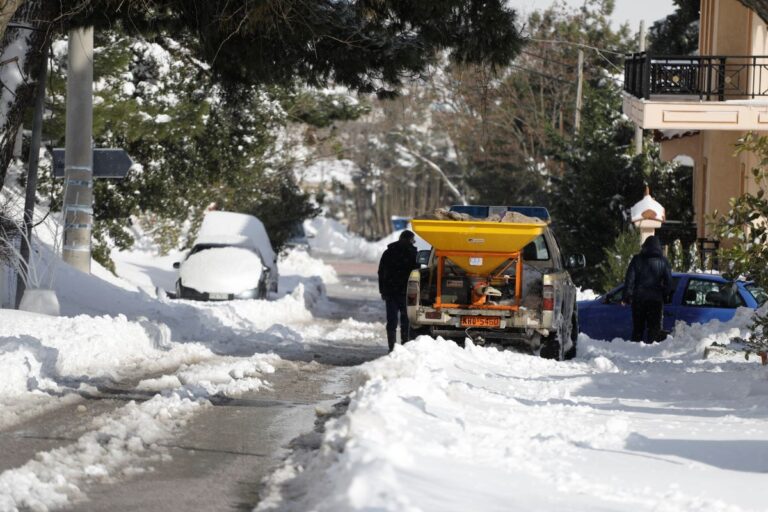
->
xmin=378 ymin=239 xmax=418 ymax=299
xmin=623 ymin=236 xmax=673 ymax=303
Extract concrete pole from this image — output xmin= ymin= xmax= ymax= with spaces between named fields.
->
xmin=574 ymin=50 xmax=584 ymax=133
xmin=62 ymin=27 xmax=93 ymax=273
xmin=15 ymin=41 xmax=48 ymax=307
xmin=634 ymin=21 xmax=646 ymax=155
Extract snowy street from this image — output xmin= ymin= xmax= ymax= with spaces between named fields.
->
xmin=1 ymin=237 xmax=768 ymax=511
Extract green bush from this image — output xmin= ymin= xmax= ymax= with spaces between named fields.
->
xmin=711 ymin=132 xmax=768 ymax=352
xmin=597 ymin=229 xmax=640 ymax=293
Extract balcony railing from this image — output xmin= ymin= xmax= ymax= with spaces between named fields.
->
xmin=624 ymin=53 xmax=768 ymax=101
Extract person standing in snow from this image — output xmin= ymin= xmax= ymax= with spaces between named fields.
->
xmin=623 ymin=235 xmax=673 ymax=343
xmin=378 ymin=230 xmax=419 ymax=352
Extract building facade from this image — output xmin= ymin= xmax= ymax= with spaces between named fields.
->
xmin=623 ymin=0 xmax=768 ymax=240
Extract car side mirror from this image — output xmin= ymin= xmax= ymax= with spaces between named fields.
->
xmin=566 ymin=254 xmax=586 ymax=270
xmin=173 ymin=262 xmax=180 ymax=269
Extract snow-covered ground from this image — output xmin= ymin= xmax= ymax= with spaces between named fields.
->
xmin=2 ymin=209 xmax=767 ymax=511
xmin=258 ymin=310 xmax=768 ymax=512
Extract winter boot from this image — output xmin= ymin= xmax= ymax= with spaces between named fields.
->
xmin=387 ymin=331 xmax=396 ymax=352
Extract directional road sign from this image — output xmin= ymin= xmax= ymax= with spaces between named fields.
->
xmin=52 ymin=148 xmax=134 ymax=179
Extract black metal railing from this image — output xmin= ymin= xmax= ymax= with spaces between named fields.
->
xmin=624 ymin=53 xmax=768 ymax=101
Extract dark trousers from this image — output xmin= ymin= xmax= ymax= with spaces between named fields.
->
xmin=631 ymin=299 xmax=663 ymax=343
xmin=385 ymin=294 xmax=409 ymax=348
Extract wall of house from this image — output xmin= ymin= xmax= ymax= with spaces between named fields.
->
xmin=660 ymin=134 xmax=704 ymax=235
xmin=704 ymin=0 xmax=751 ymax=55
xmin=701 ymin=131 xmax=744 ymax=236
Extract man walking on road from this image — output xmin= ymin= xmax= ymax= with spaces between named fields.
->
xmin=378 ymin=230 xmax=419 ymax=352
xmin=623 ymin=235 xmax=673 ymax=343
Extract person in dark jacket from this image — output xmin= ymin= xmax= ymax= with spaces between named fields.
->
xmin=378 ymin=230 xmax=419 ymax=352
xmin=623 ymin=235 xmax=674 ymax=343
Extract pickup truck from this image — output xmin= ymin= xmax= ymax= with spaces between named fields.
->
xmin=407 ymin=206 xmax=585 ymax=360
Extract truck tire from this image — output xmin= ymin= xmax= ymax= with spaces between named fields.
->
xmin=564 ymin=312 xmax=578 ymax=360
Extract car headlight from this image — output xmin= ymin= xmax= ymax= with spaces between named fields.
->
xmin=235 ymin=288 xmax=258 ymax=299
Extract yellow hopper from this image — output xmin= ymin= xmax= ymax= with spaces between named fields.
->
xmin=411 ymin=219 xmax=545 ymax=275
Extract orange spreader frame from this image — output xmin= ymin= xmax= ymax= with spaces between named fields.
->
xmin=434 ymin=249 xmax=523 ymax=311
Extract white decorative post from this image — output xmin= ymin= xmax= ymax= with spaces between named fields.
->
xmin=631 ymin=186 xmax=665 ymax=244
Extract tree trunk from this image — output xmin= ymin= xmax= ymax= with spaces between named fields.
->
xmin=0 ymin=0 xmax=24 ymax=44
xmin=0 ymin=1 xmax=57 ymax=190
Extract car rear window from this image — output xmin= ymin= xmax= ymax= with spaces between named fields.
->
xmin=682 ymin=279 xmax=745 ymax=308
xmin=745 ymin=283 xmax=768 ymax=306
xmin=522 ymin=235 xmax=550 ymax=261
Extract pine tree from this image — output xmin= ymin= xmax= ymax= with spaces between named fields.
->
xmin=597 ymin=229 xmax=641 ymax=293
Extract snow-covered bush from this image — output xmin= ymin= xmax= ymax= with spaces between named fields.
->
xmin=711 ymin=132 xmax=768 ymax=353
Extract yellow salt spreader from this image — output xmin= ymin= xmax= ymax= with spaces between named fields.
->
xmin=411 ymin=218 xmax=546 ymax=311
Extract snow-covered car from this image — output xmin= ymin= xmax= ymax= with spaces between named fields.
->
xmin=578 ymin=272 xmax=768 ymax=341
xmin=173 ymin=211 xmax=278 ymax=300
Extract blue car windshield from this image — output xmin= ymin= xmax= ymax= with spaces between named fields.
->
xmin=745 ymin=283 xmax=768 ymax=306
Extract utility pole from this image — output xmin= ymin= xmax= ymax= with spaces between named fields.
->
xmin=62 ymin=27 xmax=93 ymax=273
xmin=634 ymin=20 xmax=646 ymax=155
xmin=574 ymin=50 xmax=584 ymax=133
xmin=15 ymin=41 xmax=48 ymax=307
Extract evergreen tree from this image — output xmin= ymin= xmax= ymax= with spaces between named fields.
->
xmin=647 ymin=0 xmax=700 ymax=56
xmin=549 ymin=84 xmax=693 ymax=289
xmin=38 ymin=32 xmax=326 ymax=264
xmin=597 ymin=229 xmax=640 ymax=293
xmin=0 ymin=0 xmax=527 ymax=189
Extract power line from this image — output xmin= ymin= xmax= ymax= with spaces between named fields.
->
xmin=528 ymin=38 xmax=626 ymax=73
xmin=519 ymin=50 xmax=574 ymax=69
xmin=508 ymin=64 xmax=575 ymax=85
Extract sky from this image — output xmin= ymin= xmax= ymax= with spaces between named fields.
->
xmin=510 ymin=0 xmax=678 ymax=31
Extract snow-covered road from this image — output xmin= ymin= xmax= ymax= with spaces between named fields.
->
xmin=2 ymin=240 xmax=768 ymax=511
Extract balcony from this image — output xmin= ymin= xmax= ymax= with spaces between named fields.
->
xmin=622 ymin=53 xmax=768 ymax=131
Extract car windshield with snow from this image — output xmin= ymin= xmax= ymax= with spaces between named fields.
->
xmin=578 ymin=272 xmax=767 ymax=341
xmin=174 ymin=211 xmax=279 ymax=301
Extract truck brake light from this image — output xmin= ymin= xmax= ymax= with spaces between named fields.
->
xmin=543 ymin=285 xmax=554 ymax=311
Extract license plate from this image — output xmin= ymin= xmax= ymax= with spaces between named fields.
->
xmin=460 ymin=316 xmax=500 ymax=328
xmin=208 ymin=292 xmax=229 ymax=300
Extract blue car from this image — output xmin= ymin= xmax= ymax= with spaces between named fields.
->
xmin=578 ymin=273 xmax=768 ymax=341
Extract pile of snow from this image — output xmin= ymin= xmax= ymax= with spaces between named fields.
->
xmin=304 ymin=217 xmax=429 ymax=262
xmin=260 ymin=321 xmax=768 ymax=512
xmin=304 ymin=217 xmax=382 ymax=262
xmin=279 ymin=249 xmax=339 ymax=285
xmin=576 ymin=288 xmax=599 ymax=301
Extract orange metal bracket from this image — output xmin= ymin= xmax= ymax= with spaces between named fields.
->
xmin=434 ymin=249 xmax=523 ymax=311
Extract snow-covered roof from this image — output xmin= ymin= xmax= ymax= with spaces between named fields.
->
xmin=630 ymin=192 xmax=665 ymax=222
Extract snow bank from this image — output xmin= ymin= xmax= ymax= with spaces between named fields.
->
xmin=304 ymin=217 xmax=429 ymax=262
xmin=278 ymin=249 xmax=339 ymax=285
xmin=304 ymin=217 xmax=382 ymax=262
xmin=259 ymin=330 xmax=768 ymax=512
xmin=0 ymin=309 xmax=210 ymax=429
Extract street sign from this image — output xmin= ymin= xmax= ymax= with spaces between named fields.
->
xmin=52 ymin=148 xmax=134 ymax=179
